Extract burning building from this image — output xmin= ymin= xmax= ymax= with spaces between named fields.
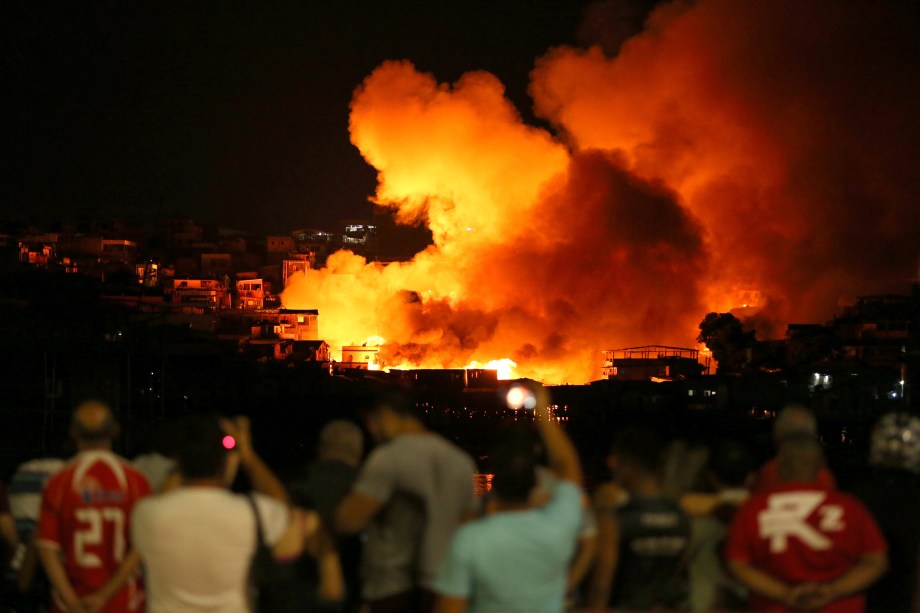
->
xmin=283 ymin=0 xmax=920 ymax=384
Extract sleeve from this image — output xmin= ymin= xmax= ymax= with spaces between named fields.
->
xmin=351 ymin=447 xmax=398 ymax=502
xmin=723 ymin=501 xmax=755 ymax=564
xmin=541 ymin=481 xmax=584 ymax=534
xmin=434 ymin=529 xmax=473 ymax=598
xmin=253 ymin=494 xmax=291 ymax=546
xmin=35 ymin=475 xmax=62 ymax=549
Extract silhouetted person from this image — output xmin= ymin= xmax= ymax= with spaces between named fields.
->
xmin=851 ymin=412 xmax=920 ymax=613
xmin=131 ymin=423 xmax=177 ymax=493
xmin=433 ymin=384 xmax=584 ymax=613
xmin=36 ymin=400 xmax=151 ymax=613
xmin=681 ymin=439 xmax=755 ymax=611
xmin=290 ymin=419 xmax=364 ymax=611
xmin=8 ymin=445 xmax=68 ymax=611
xmin=336 ymin=386 xmax=476 ymax=613
xmin=588 ymin=426 xmax=690 ymax=610
xmin=129 ymin=414 xmax=343 ymax=612
xmin=726 ymin=437 xmax=888 ymax=612
xmin=752 ymin=404 xmax=836 ymax=493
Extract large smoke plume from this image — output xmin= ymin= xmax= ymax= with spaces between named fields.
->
xmin=284 ymin=0 xmax=920 ymax=383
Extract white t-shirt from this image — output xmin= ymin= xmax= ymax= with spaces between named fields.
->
xmin=132 ymin=487 xmax=289 ymax=613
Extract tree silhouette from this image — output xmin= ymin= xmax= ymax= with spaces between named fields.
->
xmin=697 ymin=312 xmax=756 ymax=373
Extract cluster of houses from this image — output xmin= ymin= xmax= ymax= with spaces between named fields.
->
xmin=8 ymin=216 xmax=386 ymax=371
xmin=7 ymin=216 xmax=918 ymax=414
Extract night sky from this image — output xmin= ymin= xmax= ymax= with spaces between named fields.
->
xmin=4 ymin=1 xmax=657 ymax=234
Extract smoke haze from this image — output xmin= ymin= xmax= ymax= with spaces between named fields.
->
xmin=284 ymin=0 xmax=920 ymax=383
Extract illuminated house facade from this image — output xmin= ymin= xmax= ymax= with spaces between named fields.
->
xmin=167 ymin=278 xmax=230 ymax=313
xmin=236 ymin=278 xmax=265 ymax=309
xmin=282 ymin=255 xmax=312 ymax=286
xmin=293 ymin=340 xmax=330 ymax=362
xmin=19 ymin=234 xmax=60 ymax=267
xmin=274 ymin=308 xmax=318 ymax=340
xmin=341 ymin=345 xmax=379 ymax=369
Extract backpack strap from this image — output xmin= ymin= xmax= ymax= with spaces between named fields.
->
xmin=247 ymin=492 xmax=266 ymax=547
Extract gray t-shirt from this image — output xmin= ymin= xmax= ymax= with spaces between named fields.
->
xmin=353 ymin=432 xmax=476 ymax=599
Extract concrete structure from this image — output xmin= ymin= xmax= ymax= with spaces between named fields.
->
xmin=275 ymin=308 xmax=318 ymax=340
xmin=236 ymin=278 xmax=265 ymax=310
xmin=167 ymin=278 xmax=230 ymax=313
xmin=602 ymin=345 xmax=707 ymax=381
xmin=341 ymin=344 xmax=379 ymax=369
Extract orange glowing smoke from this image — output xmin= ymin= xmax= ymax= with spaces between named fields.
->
xmin=283 ymin=0 xmax=920 ymax=383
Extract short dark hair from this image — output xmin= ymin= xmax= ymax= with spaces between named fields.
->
xmin=173 ymin=415 xmax=227 ymax=480
xmin=611 ymin=426 xmax=663 ymax=473
xmin=490 ymin=441 xmax=537 ymax=503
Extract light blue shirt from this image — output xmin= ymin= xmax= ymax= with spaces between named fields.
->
xmin=435 ymin=480 xmax=583 ymax=613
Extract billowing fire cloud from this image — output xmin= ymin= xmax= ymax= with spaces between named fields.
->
xmin=284 ymin=0 xmax=920 ymax=383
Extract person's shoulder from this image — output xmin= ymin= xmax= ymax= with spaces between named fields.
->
xmin=40 ymin=462 xmax=75 ymax=498
xmin=453 ymin=513 xmax=495 ymax=542
xmin=825 ymin=488 xmax=875 ymax=514
xmin=250 ymin=491 xmax=287 ymax=509
xmin=728 ymin=490 xmax=770 ymax=524
xmin=122 ymin=460 xmax=152 ymax=482
xmin=17 ymin=457 xmax=68 ymax=475
xmin=131 ymin=492 xmax=164 ymax=527
xmin=554 ymin=479 xmax=583 ymax=498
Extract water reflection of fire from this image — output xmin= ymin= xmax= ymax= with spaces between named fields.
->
xmin=283 ymin=1 xmax=919 ymax=384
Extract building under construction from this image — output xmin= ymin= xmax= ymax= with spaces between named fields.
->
xmin=602 ymin=345 xmax=709 ymax=381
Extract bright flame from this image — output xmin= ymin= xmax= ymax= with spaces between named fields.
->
xmin=466 ymin=358 xmax=518 ymax=380
xmin=284 ymin=1 xmax=920 ymax=383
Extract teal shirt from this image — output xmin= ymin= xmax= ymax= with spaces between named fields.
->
xmin=435 ymin=480 xmax=583 ymax=613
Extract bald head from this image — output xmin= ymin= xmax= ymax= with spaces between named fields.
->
xmin=71 ymin=400 xmax=119 ymax=448
xmin=774 ymin=405 xmax=817 ymax=443
xmin=318 ymin=420 xmax=364 ymax=466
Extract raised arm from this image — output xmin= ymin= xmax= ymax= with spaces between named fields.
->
xmin=531 ymin=385 xmax=581 ymax=485
xmin=221 ymin=416 xmax=289 ymax=505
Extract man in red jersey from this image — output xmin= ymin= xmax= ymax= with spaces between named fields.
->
xmin=36 ymin=400 xmax=151 ymax=613
xmin=726 ymin=437 xmax=887 ymax=613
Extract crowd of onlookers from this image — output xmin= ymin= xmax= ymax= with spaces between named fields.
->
xmin=2 ymin=383 xmax=920 ymax=613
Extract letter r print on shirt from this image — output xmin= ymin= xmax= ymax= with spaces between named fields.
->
xmin=757 ymin=492 xmax=844 ymax=553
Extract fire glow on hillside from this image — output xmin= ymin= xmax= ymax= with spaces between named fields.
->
xmin=282 ymin=0 xmax=920 ymax=383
